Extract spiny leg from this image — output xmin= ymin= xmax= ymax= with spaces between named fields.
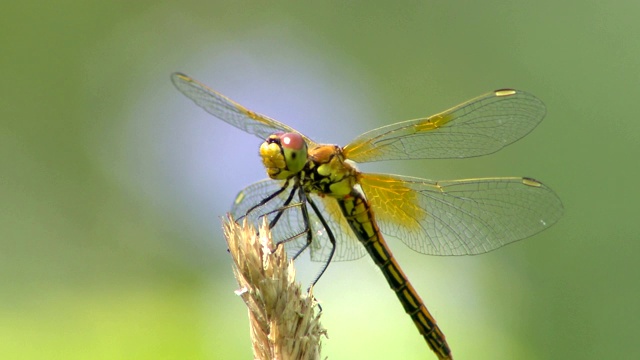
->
xmin=267 ymin=182 xmax=298 ymax=229
xmin=238 ymin=179 xmax=291 ymax=222
xmin=262 ymin=184 xmax=314 ymax=247
xmin=287 ymin=186 xmax=314 ymax=260
xmin=305 ymin=194 xmax=337 ymax=288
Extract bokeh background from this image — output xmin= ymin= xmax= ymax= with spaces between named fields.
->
xmin=3 ymin=2 xmax=639 ymax=359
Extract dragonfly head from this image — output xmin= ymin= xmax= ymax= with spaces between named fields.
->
xmin=260 ymin=132 xmax=308 ymax=180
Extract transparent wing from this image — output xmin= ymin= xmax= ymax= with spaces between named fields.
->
xmin=344 ymin=89 xmax=546 ymax=162
xmin=171 ymin=73 xmax=319 ymax=147
xmin=231 ymin=179 xmax=367 ymax=262
xmin=359 ymin=173 xmax=563 ymax=255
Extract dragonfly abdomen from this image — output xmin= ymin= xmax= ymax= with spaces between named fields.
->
xmin=337 ymin=192 xmax=453 ymax=360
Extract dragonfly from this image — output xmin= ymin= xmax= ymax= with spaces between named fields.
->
xmin=171 ymin=72 xmax=563 ymax=360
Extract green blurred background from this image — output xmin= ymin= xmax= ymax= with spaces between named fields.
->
xmin=3 ymin=1 xmax=638 ymax=359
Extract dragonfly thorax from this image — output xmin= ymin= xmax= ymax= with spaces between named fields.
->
xmin=302 ymin=144 xmax=358 ymax=198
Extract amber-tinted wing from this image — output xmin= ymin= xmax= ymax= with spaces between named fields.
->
xmin=344 ymin=89 xmax=545 ymax=162
xmin=231 ymin=179 xmax=367 ymax=262
xmin=359 ymin=173 xmax=563 ymax=255
xmin=171 ymin=73 xmax=319 ymax=147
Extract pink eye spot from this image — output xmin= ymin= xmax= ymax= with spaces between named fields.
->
xmin=280 ymin=132 xmax=305 ymax=150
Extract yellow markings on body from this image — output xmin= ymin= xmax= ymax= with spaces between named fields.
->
xmin=385 ymin=264 xmax=404 ymax=287
xmin=359 ymin=174 xmax=426 ymax=231
xmin=401 ymin=288 xmax=419 ymax=309
xmin=316 ymin=163 xmax=331 ymax=177
xmin=352 ymin=205 xmax=369 ymax=224
xmin=319 ymin=197 xmax=355 ymax=238
xmin=414 ymin=113 xmax=453 ymax=131
xmin=340 ymin=192 xmax=452 ymax=359
xmin=308 ymin=145 xmax=357 ymax=197
xmin=371 ymin=242 xmax=389 ymax=261
xmin=338 ymin=191 xmax=451 ymax=359
xmin=360 ymin=220 xmax=375 ymax=239
xmin=494 ymin=88 xmax=517 ymax=97
xmin=415 ymin=312 xmax=432 ymax=328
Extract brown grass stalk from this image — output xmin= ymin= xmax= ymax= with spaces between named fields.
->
xmin=222 ymin=215 xmax=326 ymax=360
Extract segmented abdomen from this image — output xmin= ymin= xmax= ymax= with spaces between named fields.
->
xmin=337 ymin=191 xmax=453 ymax=360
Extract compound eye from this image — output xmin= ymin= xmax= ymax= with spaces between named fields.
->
xmin=279 ymin=132 xmax=307 ymax=173
xmin=280 ymin=132 xmax=305 ymax=151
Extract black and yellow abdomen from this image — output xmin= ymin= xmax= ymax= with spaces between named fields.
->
xmin=338 ymin=190 xmax=453 ymax=360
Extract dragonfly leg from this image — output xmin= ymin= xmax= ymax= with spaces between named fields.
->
xmin=305 ymin=194 xmax=337 ymax=289
xmin=264 ymin=183 xmax=298 ymax=229
xmin=286 ymin=187 xmax=314 ymax=260
xmin=261 ymin=184 xmax=315 ymax=252
xmin=238 ymin=179 xmax=291 ymax=222
xmin=245 ymin=181 xmax=308 ymax=245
